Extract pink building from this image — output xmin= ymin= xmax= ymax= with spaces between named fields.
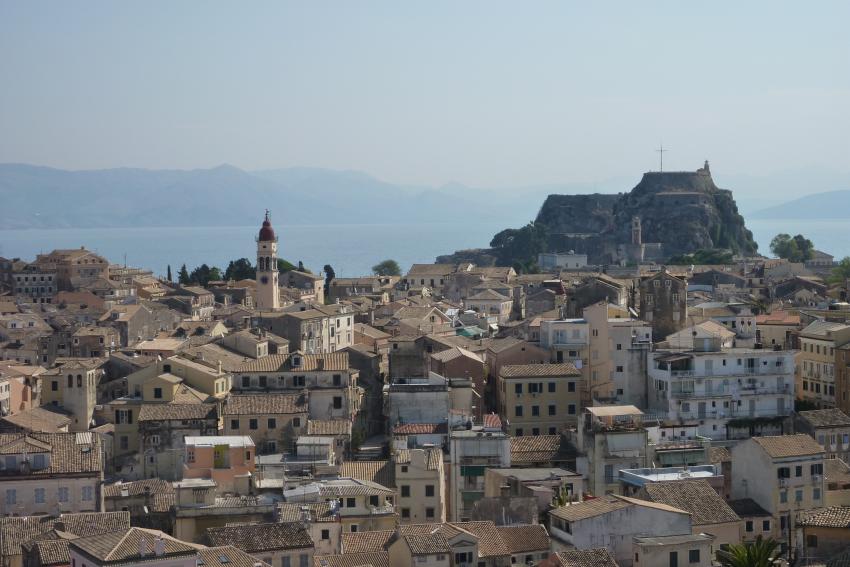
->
xmin=183 ymin=436 xmax=255 ymax=495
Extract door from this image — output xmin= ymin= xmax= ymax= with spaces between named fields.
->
xmin=669 ymin=551 xmax=678 ymax=567
xmin=698 ymin=402 xmax=706 ymax=419
xmin=749 ymin=399 xmax=756 ymax=416
xmin=777 ymin=397 xmax=785 ymax=414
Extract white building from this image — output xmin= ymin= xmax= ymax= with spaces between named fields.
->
xmin=648 ymin=339 xmax=794 ymax=440
xmin=538 ymin=252 xmax=589 ymax=270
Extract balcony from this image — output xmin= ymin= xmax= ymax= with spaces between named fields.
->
xmin=370 ymin=504 xmax=395 ymax=515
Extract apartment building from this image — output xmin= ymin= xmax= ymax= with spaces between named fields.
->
xmin=41 ymin=358 xmax=104 ymax=431
xmin=797 ymin=321 xmax=850 ymax=408
xmin=222 ymin=394 xmax=308 ymax=454
xmin=395 ymin=448 xmax=446 ymax=524
xmin=795 ymin=408 xmax=850 ymax=462
xmin=448 ymin=423 xmax=511 ymax=522
xmin=497 ymin=363 xmax=582 ymax=436
xmin=731 ymin=434 xmax=826 ymax=557
xmin=638 ymin=269 xmax=688 ymax=340
xmin=648 ymin=339 xmax=794 ymax=440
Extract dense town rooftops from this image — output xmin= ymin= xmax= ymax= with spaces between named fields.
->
xmin=184 ymin=435 xmax=255 ymax=448
xmin=70 ymin=527 xmax=197 ymax=563
xmin=223 ymin=393 xmax=308 ymax=415
xmin=550 ymin=495 xmax=688 ymax=522
xmin=798 ymin=408 xmax=850 ymax=428
xmin=798 ymin=506 xmax=850 ymax=528
xmin=640 ymin=480 xmax=740 ymax=525
xmin=339 ymin=460 xmax=395 ymax=488
xmin=137 ymin=403 xmax=217 ymax=421
xmin=198 ymin=546 xmax=272 ymax=567
xmin=313 ymin=552 xmax=389 ymax=567
xmin=0 ymin=432 xmax=102 ymax=475
xmin=551 ymin=548 xmax=620 ymax=567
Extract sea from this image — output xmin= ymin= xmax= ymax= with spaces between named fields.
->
xmin=0 ymin=219 xmax=847 ymax=278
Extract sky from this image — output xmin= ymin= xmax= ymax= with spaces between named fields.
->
xmin=1 ymin=1 xmax=849 ymax=188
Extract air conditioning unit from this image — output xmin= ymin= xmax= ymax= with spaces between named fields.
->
xmin=779 ymin=478 xmax=788 ymax=488
xmin=812 ymin=474 xmax=823 ymax=484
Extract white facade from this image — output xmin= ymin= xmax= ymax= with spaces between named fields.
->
xmin=538 ymin=252 xmax=589 ymax=270
xmin=648 ymin=347 xmax=794 ymax=440
xmin=448 ymin=426 xmax=511 ymax=521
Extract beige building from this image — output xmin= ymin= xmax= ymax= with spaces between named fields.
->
xmin=205 ymin=521 xmax=314 ymax=567
xmin=632 ymin=533 xmax=715 ymax=567
xmin=798 ymin=320 xmax=850 ymax=408
xmin=40 ymin=358 xmax=103 ymax=431
xmin=498 ymin=363 xmax=582 ymax=436
xmin=795 ymin=408 xmax=850 ymax=462
xmin=638 ymin=269 xmax=688 ymax=341
xmin=731 ymin=434 xmax=826 ymax=557
xmin=395 ymin=448 xmax=446 ymax=524
xmin=222 ymin=393 xmax=308 ymax=454
xmin=0 ymin=432 xmax=104 ymax=517
xmin=728 ymin=498 xmax=777 ymax=545
xmin=34 ymin=248 xmax=109 ymax=291
xmin=387 ymin=531 xmax=451 ymax=567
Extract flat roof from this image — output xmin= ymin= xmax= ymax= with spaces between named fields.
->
xmin=587 ymin=405 xmax=643 ymax=417
xmin=185 ymin=435 xmax=255 ymax=447
xmin=620 ymin=466 xmax=719 ymax=487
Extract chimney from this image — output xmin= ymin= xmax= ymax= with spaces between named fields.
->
xmin=154 ymin=536 xmax=165 ymax=557
xmin=139 ymin=538 xmax=148 ymax=557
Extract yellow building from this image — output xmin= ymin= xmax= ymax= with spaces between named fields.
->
xmin=797 ymin=321 xmax=850 ymax=408
xmin=498 ymin=363 xmax=582 ymax=436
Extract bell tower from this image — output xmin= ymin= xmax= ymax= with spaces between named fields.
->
xmin=256 ymin=210 xmax=280 ymax=311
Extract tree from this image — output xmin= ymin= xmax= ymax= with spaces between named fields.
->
xmin=166 ymin=264 xmax=172 ymax=282
xmin=178 ymin=264 xmax=190 ymax=285
xmin=372 ymin=259 xmax=401 ymax=277
xmin=224 ymin=258 xmax=254 ymax=281
xmin=298 ymin=261 xmax=305 ymax=272
xmin=716 ymin=536 xmax=780 ymax=567
xmin=489 ymin=222 xmax=548 ymax=272
xmin=323 ymin=264 xmax=336 ymax=292
xmin=278 ymin=258 xmax=296 ymax=272
xmin=829 ymin=256 xmax=850 ymax=284
xmin=189 ymin=264 xmax=212 ymax=286
xmin=668 ymin=249 xmax=734 ymax=265
xmin=770 ymin=233 xmax=814 ymax=263
xmin=208 ymin=267 xmax=222 ymax=282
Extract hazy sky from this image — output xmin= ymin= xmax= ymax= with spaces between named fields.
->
xmin=1 ymin=1 xmax=848 ymax=187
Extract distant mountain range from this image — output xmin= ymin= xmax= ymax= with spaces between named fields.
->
xmin=750 ymin=190 xmax=850 ymax=219
xmin=1 ymin=163 xmax=848 ymax=230
xmin=0 ymin=163 xmax=558 ymax=230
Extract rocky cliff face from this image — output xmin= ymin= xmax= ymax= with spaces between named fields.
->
xmin=536 ymin=164 xmax=757 ymax=262
xmin=436 ymin=163 xmax=758 ymax=270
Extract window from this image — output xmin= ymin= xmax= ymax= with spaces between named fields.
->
xmin=688 ymin=549 xmax=699 ymax=563
xmin=58 ymin=487 xmax=69 ymax=502
xmin=230 ymin=419 xmax=240 ymax=430
xmin=115 ymin=409 xmax=133 ymax=424
xmin=814 ymin=488 xmax=821 ymax=500
xmin=401 ymin=465 xmax=408 ymax=473
xmin=811 ymin=463 xmax=823 ymax=475
xmin=346 ymin=497 xmax=355 ymax=508
xmin=249 ymin=419 xmax=258 ymax=430
xmin=333 ymin=397 xmax=343 ymax=409
xmin=293 ymin=417 xmax=301 ymax=428
xmin=401 ymin=485 xmax=411 ymax=497
xmin=321 ymin=529 xmax=330 ymax=540
xmin=515 ymin=383 xmax=522 ymax=394
xmin=549 ymin=405 xmax=556 ymax=416
xmin=795 ymin=489 xmax=803 ymax=502
xmin=5 ymin=489 xmax=16 ymax=505
xmin=35 ymin=488 xmax=45 ymax=504
xmin=259 ymin=376 xmax=267 ymax=388
xmin=617 ymin=344 xmax=622 ymax=350
xmin=268 ymin=418 xmax=277 ymax=429
xmin=426 ymin=507 xmax=435 ymax=519
xmin=777 ymin=467 xmax=790 ymax=479
xmin=780 ymin=491 xmax=787 ymax=503
xmin=515 ymin=406 xmax=523 ymax=417
xmin=299 ymin=555 xmax=308 ymax=567
xmin=283 ymin=558 xmax=291 ymax=567
xmin=795 ymin=465 xmax=802 ymax=477
xmin=33 ymin=454 xmax=46 ymax=470
xmin=82 ymin=486 xmax=93 ymax=501
xmin=120 ymin=436 xmax=128 ymax=450
xmin=425 ymin=485 xmax=435 ymax=497
xmin=153 ymin=387 xmax=162 ymax=399
xmin=548 ymin=382 xmax=556 ymax=393
xmin=568 ymin=404 xmax=576 ymax=415
xmin=763 ymin=520 xmax=770 ymax=531
xmin=333 ymin=374 xmax=342 ymax=386
xmin=568 ymin=381 xmax=576 ymax=392
xmin=532 ymin=405 xmax=540 ymax=417
xmin=52 ymin=380 xmax=58 ymax=391
xmin=549 ymin=427 xmax=557 ymax=434
xmin=807 ymin=535 xmax=818 ymax=548
xmin=401 ymin=508 xmax=410 ymax=519
xmin=745 ymin=520 xmax=753 ymax=532
xmin=515 ymin=428 xmax=523 ymax=436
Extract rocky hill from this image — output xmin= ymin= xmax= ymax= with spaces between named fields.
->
xmin=439 ymin=162 xmax=758 ymax=269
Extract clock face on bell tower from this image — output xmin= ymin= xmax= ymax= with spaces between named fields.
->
xmin=260 ymin=275 xmax=269 ymax=284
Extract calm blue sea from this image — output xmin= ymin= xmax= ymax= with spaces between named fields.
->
xmin=0 ymin=219 xmax=846 ymax=278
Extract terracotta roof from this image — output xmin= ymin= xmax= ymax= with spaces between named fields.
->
xmin=238 ymin=352 xmax=350 ymax=373
xmin=206 ymin=522 xmax=313 ymax=552
xmin=826 ymin=459 xmax=850 ymax=488
xmin=452 ymin=521 xmax=509 ymax=557
xmin=394 ymin=448 xmax=442 ymax=471
xmin=550 ymin=497 xmax=631 ymax=522
xmin=342 ymin=530 xmax=394 ymax=553
xmin=403 ymin=533 xmax=451 ymax=555
xmin=467 ymin=289 xmax=510 ymax=301
xmin=0 ymin=432 xmax=102 ymax=475
xmin=500 ymin=363 xmax=580 ymax=378
xmin=799 ymin=506 xmax=850 ymax=528
xmin=0 ymin=516 xmax=55 ymax=556
xmin=224 ymin=393 xmax=308 ymax=415
xmin=392 ymin=423 xmax=447 ymax=435
xmin=56 ymin=512 xmax=131 ymax=538
xmin=138 ymin=403 xmax=217 ymax=421
xmin=510 ymin=435 xmax=565 ymax=464
xmin=103 ymin=478 xmax=174 ymax=498
xmin=430 ymin=346 xmax=483 ymax=364
xmin=23 ymin=539 xmax=73 ymax=566
xmin=319 ymin=479 xmax=395 ymax=497
xmin=728 ymin=498 xmax=772 ymax=518
xmin=496 ymin=525 xmax=550 ymax=554
xmin=71 ymin=528 xmax=197 ymax=563
xmin=0 ymin=406 xmax=72 ymax=432
xmin=277 ymin=502 xmax=337 ymax=523
xmin=798 ymin=409 xmax=850 ymax=428
xmin=710 ymin=446 xmax=731 ymax=463
xmin=339 ymin=460 xmax=395 ymax=488
xmin=755 ymin=311 xmax=800 ymax=325
xmin=313 ymin=552 xmax=389 ymax=567
xmin=640 ymin=480 xmax=740 ymax=525
xmin=553 ymin=548 xmax=621 ymax=567
xmin=751 ymin=434 xmax=825 ymax=458
xmin=307 ymin=419 xmax=352 ymax=436
xmin=198 ymin=546 xmax=272 ymax=567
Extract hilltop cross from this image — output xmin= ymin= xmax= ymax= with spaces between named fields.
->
xmin=656 ymin=144 xmax=668 ymax=173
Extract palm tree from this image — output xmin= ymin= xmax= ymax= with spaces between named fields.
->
xmin=716 ymin=536 xmax=781 ymax=567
